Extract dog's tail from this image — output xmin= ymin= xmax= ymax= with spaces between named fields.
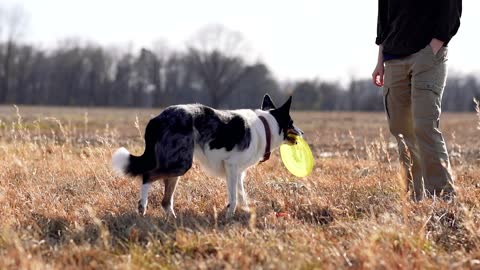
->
xmin=112 ymin=118 xmax=162 ymax=176
xmin=111 ymin=146 xmax=156 ymax=176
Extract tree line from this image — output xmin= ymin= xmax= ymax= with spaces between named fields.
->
xmin=0 ymin=8 xmax=479 ymax=111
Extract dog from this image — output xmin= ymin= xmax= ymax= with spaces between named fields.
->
xmin=111 ymin=94 xmax=303 ymax=219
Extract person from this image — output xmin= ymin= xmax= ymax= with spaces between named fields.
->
xmin=372 ymin=0 xmax=462 ymax=201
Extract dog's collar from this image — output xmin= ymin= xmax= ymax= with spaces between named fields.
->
xmin=258 ymin=115 xmax=271 ymax=163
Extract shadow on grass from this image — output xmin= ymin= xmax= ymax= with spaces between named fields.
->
xmin=30 ymin=208 xmax=249 ymax=248
xmin=30 ymin=202 xmax=334 ymax=250
xmin=292 ymin=205 xmax=335 ymax=225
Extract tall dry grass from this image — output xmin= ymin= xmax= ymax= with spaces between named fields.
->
xmin=0 ymin=106 xmax=479 ymax=269
xmin=475 ymin=98 xmax=480 ymax=131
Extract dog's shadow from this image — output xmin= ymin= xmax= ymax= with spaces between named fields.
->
xmin=30 ymin=207 xmax=253 ymax=248
xmin=103 ymin=207 xmax=252 ymax=240
xmin=30 ymin=203 xmax=333 ymax=249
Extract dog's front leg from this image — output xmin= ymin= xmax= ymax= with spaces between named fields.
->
xmin=237 ymin=172 xmax=249 ymax=210
xmin=225 ymin=163 xmax=240 ymax=219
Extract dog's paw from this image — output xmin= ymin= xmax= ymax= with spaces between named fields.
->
xmin=164 ymin=206 xmax=177 ymax=219
xmin=225 ymin=205 xmax=236 ymax=220
xmin=240 ymin=206 xmax=250 ymax=214
xmin=225 ymin=211 xmax=235 ymax=220
xmin=161 ymin=202 xmax=177 ymax=219
xmin=137 ymin=200 xmax=147 ymax=216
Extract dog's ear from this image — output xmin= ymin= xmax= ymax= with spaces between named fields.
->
xmin=261 ymin=94 xmax=276 ymax=110
xmin=278 ymin=96 xmax=292 ymax=113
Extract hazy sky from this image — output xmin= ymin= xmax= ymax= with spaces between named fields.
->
xmin=2 ymin=0 xmax=478 ymax=82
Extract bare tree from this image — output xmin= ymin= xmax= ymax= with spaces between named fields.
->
xmin=138 ymin=40 xmax=172 ymax=107
xmin=291 ymin=81 xmax=321 ymax=110
xmin=225 ymin=63 xmax=284 ymax=108
xmin=186 ymin=24 xmax=254 ymax=108
xmin=0 ymin=5 xmax=29 ymax=103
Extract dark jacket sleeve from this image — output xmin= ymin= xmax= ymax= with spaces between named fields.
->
xmin=433 ymin=0 xmax=462 ymax=43
xmin=375 ymin=0 xmax=388 ymax=45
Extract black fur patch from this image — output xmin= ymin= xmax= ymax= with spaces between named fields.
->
xmin=261 ymin=94 xmax=277 ymax=110
xmin=193 ymin=106 xmax=251 ymax=151
xmin=141 ymin=107 xmax=195 ymax=179
xmin=269 ymin=97 xmax=293 ymax=137
xmin=270 ymin=109 xmax=291 ymax=135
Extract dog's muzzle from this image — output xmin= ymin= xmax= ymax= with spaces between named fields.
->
xmin=285 ymin=126 xmax=304 ymax=144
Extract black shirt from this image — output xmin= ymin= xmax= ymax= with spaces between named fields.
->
xmin=376 ymin=0 xmax=462 ymax=56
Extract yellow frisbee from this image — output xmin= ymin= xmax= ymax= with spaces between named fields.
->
xmin=280 ymin=136 xmax=314 ymax=177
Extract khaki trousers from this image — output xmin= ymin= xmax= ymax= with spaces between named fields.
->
xmin=383 ymin=45 xmax=454 ymax=200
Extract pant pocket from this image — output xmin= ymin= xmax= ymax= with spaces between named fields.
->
xmin=412 ymin=82 xmax=442 ymax=120
xmin=419 ymin=45 xmax=448 ymax=66
xmin=415 ymin=81 xmax=443 ymax=96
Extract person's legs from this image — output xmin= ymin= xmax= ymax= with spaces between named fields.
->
xmin=384 ymin=58 xmax=424 ymax=200
xmin=411 ymin=45 xmax=454 ymax=197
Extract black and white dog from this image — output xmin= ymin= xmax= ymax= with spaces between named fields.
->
xmin=112 ymin=94 xmax=303 ymax=219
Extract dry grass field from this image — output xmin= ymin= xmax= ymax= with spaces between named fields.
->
xmin=0 ymin=105 xmax=479 ymax=269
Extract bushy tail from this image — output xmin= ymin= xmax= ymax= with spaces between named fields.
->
xmin=111 ymin=147 xmax=156 ymax=176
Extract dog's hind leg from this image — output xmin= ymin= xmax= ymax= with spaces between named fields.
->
xmin=237 ymin=172 xmax=249 ymax=211
xmin=225 ymin=163 xmax=241 ymax=219
xmin=138 ymin=174 xmax=151 ymax=216
xmin=150 ymin=119 xmax=193 ymax=218
xmin=162 ymin=177 xmax=179 ymax=218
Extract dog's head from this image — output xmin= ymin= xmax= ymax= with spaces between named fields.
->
xmin=261 ymin=94 xmax=303 ymax=144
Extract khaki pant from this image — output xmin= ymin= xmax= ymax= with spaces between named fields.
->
xmin=383 ymin=45 xmax=454 ymax=201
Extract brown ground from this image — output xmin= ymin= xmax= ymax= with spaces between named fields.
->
xmin=0 ymin=105 xmax=479 ymax=269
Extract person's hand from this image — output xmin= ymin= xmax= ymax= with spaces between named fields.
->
xmin=430 ymin=38 xmax=444 ymax=55
xmin=372 ymin=63 xmax=384 ymax=87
